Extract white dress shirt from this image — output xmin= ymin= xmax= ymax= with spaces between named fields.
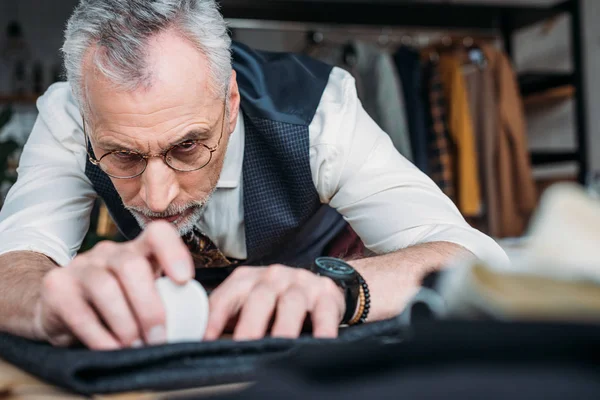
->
xmin=0 ymin=67 xmax=509 ymax=268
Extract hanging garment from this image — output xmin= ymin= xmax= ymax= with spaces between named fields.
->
xmin=438 ymin=53 xmax=482 ymax=217
xmin=461 ymin=50 xmax=502 ymax=236
xmin=305 ymin=43 xmax=366 ymax=99
xmin=422 ymin=60 xmax=455 ymax=201
xmin=306 ymin=41 xmax=413 ymax=160
xmin=393 ymin=46 xmax=429 ymax=174
xmin=481 ymin=44 xmax=537 ymax=237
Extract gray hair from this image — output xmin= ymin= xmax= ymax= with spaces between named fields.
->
xmin=62 ymin=0 xmax=232 ymax=113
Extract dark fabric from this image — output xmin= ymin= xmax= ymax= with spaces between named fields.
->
xmin=393 ymin=46 xmax=429 ymax=174
xmin=241 ymin=117 xmax=324 ymax=265
xmin=233 ymin=42 xmax=332 ymax=125
xmin=0 ymin=318 xmax=406 ymax=395
xmin=216 ymin=321 xmax=600 ymax=400
xmin=324 ymin=222 xmax=366 ymax=260
xmin=307 ymin=41 xmax=413 ymax=161
xmin=84 ymin=41 xmax=350 ymax=266
xmin=422 ymin=60 xmax=455 ymax=201
xmin=251 ymin=204 xmax=347 ymax=268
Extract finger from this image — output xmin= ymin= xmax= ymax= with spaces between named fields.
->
xmin=109 ymin=252 xmax=167 ymax=346
xmin=233 ymin=283 xmax=278 ymax=341
xmin=81 ymin=268 xmax=142 ymax=347
xmin=271 ymin=286 xmax=308 ymax=339
xmin=65 ymin=304 xmax=121 ymax=350
xmin=204 ymin=267 xmax=258 ymax=340
xmin=48 ymin=333 xmax=77 ymax=348
xmin=42 ymin=269 xmax=120 ymax=350
xmin=149 ymin=254 xmax=163 ymax=279
xmin=311 ymin=297 xmax=341 ymax=339
xmin=81 ymin=240 xmax=119 ymax=258
xmin=60 ymin=291 xmax=121 ymax=350
xmin=135 ymin=221 xmax=194 ymax=284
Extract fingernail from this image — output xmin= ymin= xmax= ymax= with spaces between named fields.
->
xmin=131 ymin=339 xmax=143 ymax=348
xmin=148 ymin=325 xmax=166 ymax=345
xmin=173 ymin=261 xmax=190 ymax=281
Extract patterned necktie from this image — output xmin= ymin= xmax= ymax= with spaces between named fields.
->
xmin=181 ymin=227 xmax=236 ymax=268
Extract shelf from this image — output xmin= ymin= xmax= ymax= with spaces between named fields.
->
xmin=507 ymin=0 xmax=571 ymax=32
xmin=532 ymin=163 xmax=579 ymax=181
xmin=530 ymin=151 xmax=579 ymax=166
xmin=523 ymin=85 xmax=575 ymax=109
xmin=518 ymin=72 xmax=573 ymax=97
xmin=219 ymin=0 xmax=571 ymax=31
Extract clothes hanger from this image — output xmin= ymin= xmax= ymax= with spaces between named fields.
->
xmin=420 ymin=35 xmax=453 ymax=63
xmin=422 ymin=34 xmax=489 ymax=68
xmin=376 ymin=28 xmax=392 ymax=47
xmin=306 ymin=30 xmax=324 ymax=45
xmin=461 ymin=36 xmax=488 ymax=69
xmin=401 ymin=33 xmax=415 ymax=48
xmin=342 ymin=41 xmax=358 ymax=67
xmin=301 ymin=29 xmax=325 ymax=54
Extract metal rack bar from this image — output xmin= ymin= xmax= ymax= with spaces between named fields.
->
xmin=500 ymin=11 xmax=514 ymax=59
xmin=226 ymin=18 xmax=501 ymax=43
xmin=531 ymin=151 xmax=579 ymax=166
xmin=569 ymin=0 xmax=589 ymax=184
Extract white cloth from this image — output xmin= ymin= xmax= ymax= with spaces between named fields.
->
xmin=0 ymin=67 xmax=509 ymax=268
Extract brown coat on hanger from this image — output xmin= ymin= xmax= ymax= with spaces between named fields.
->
xmin=459 ymin=47 xmax=500 ymax=235
xmin=481 ymin=44 xmax=537 ymax=238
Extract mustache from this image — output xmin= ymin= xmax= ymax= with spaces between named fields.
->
xmin=125 ymin=201 xmax=205 ymax=218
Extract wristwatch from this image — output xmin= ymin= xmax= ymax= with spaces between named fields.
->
xmin=312 ymin=257 xmax=361 ymax=324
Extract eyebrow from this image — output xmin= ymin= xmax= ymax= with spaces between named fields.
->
xmin=97 ymin=129 xmax=211 ymax=153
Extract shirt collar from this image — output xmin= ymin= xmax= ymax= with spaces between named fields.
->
xmin=216 ymin=111 xmax=244 ymax=189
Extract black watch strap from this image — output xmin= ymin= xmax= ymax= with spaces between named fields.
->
xmin=341 ymin=282 xmax=358 ymax=324
xmin=312 ymin=257 xmax=360 ymax=325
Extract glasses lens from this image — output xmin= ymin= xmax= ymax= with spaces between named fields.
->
xmin=100 ymin=152 xmax=146 ymax=178
xmin=166 ymin=142 xmax=212 ymax=171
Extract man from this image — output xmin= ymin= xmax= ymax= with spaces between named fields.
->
xmin=0 ymin=0 xmax=508 ymax=350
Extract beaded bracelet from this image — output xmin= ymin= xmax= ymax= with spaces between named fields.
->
xmin=348 ymin=273 xmax=370 ymax=325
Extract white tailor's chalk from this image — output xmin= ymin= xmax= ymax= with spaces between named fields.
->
xmin=155 ymin=277 xmax=209 ymax=343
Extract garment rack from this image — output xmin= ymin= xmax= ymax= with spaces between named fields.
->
xmin=220 ymin=0 xmax=589 ymax=184
xmin=227 ymin=18 xmax=501 ymax=50
xmin=226 ymin=18 xmax=500 ymax=44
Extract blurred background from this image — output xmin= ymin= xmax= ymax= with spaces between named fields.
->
xmin=0 ymin=0 xmax=597 ymax=250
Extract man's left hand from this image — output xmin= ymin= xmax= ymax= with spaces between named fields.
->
xmin=204 ymin=265 xmax=345 ymax=341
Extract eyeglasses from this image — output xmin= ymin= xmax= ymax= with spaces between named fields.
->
xmin=83 ymin=102 xmax=226 ymax=179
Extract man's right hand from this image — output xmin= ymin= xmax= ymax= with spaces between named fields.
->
xmin=32 ymin=221 xmax=194 ymax=350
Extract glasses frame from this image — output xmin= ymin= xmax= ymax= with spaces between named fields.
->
xmin=83 ymin=102 xmax=227 ymax=179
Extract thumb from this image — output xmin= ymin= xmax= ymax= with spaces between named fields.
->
xmin=135 ymin=221 xmax=194 ymax=284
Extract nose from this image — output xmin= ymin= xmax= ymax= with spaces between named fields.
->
xmin=139 ymin=157 xmax=180 ymax=213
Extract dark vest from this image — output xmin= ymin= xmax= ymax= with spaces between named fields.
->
xmin=84 ymin=42 xmax=349 ymax=267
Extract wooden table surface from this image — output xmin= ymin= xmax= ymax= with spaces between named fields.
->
xmin=0 ymin=358 xmax=251 ymax=400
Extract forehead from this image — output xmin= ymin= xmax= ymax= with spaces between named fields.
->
xmin=83 ymin=30 xmax=218 ymax=128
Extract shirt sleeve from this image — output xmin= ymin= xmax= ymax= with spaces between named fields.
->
xmin=0 ymin=83 xmax=96 ymax=266
xmin=309 ymin=67 xmax=509 ymax=268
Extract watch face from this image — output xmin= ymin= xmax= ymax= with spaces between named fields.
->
xmin=315 ymin=257 xmax=355 ymax=276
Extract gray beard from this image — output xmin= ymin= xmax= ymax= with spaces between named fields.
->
xmin=126 ymin=189 xmax=215 ymax=236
